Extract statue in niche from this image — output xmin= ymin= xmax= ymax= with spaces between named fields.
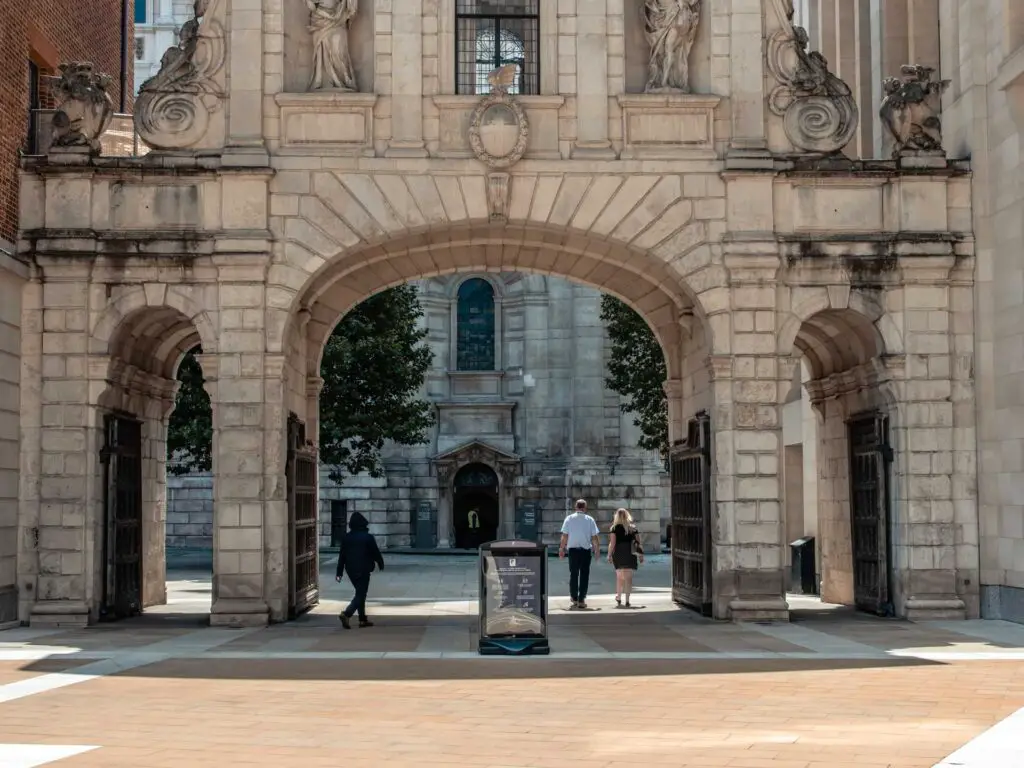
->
xmin=306 ymin=0 xmax=358 ymax=92
xmin=643 ymin=0 xmax=702 ymax=93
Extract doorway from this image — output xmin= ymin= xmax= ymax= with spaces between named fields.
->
xmin=452 ymin=463 xmax=500 ymax=549
xmin=100 ymin=414 xmax=144 ymax=621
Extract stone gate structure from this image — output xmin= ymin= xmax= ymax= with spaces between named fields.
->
xmin=14 ymin=0 xmax=978 ymax=627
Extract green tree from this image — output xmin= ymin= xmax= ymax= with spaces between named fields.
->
xmin=319 ymin=284 xmax=435 ymax=483
xmin=167 ymin=348 xmax=213 ymax=475
xmin=166 ymin=285 xmax=435 ymax=483
xmin=600 ymin=294 xmax=669 ymax=458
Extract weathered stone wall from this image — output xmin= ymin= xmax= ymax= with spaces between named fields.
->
xmin=938 ymin=0 xmax=1024 ymax=623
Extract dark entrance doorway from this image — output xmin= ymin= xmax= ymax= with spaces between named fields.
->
xmin=100 ymin=414 xmax=143 ymax=620
xmin=287 ymin=414 xmax=319 ymax=619
xmin=670 ymin=411 xmax=712 ymax=617
xmin=848 ymin=412 xmax=894 ymax=616
xmin=453 ymin=463 xmax=499 ymax=549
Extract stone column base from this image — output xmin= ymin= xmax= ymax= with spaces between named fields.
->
xmin=904 ymin=597 xmax=966 ymax=621
xmin=29 ymin=600 xmax=90 ymax=628
xmin=728 ymin=598 xmax=791 ymax=623
xmin=210 ymin=598 xmax=270 ymax=628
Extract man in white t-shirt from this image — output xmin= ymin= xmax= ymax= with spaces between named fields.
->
xmin=559 ymin=499 xmax=601 ymax=610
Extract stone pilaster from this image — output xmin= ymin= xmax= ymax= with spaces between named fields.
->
xmin=199 ymin=346 xmax=269 ymax=628
xmin=727 ymin=0 xmax=770 ymax=166
xmin=386 ymin=0 xmax=427 ymax=157
xmin=225 ymin=0 xmax=269 ymax=164
xmin=27 ymin=266 xmax=93 ymax=628
xmin=896 ymin=256 xmax=969 ymax=619
xmin=572 ymin=0 xmax=615 ymax=159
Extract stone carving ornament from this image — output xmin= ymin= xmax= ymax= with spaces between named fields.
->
xmin=48 ymin=62 xmax=115 ymax=155
xmin=134 ymin=0 xmax=227 ymax=151
xmin=879 ymin=65 xmax=951 ymax=156
xmin=643 ymin=0 xmax=702 ymax=93
xmin=307 ymin=0 xmax=359 ymax=92
xmin=469 ymin=65 xmax=530 ymax=170
xmin=766 ymin=0 xmax=859 ymax=155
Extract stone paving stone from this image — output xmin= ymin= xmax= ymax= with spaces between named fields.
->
xmin=0 ymin=659 xmax=92 ymax=685
xmin=0 ymin=659 xmax=1019 ymax=767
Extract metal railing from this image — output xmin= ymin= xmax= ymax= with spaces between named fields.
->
xmin=31 ymin=110 xmax=151 ymax=158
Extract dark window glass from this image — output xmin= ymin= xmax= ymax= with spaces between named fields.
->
xmin=135 ymin=0 xmax=147 ymax=25
xmin=456 ymin=0 xmax=539 ymax=95
xmin=456 ymin=278 xmax=496 ymax=371
xmin=26 ymin=61 xmax=40 ymax=155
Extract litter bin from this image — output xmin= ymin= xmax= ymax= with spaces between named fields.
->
xmin=413 ymin=501 xmax=436 ymax=549
xmin=790 ymin=536 xmax=817 ymax=595
xmin=478 ymin=539 xmax=550 ymax=656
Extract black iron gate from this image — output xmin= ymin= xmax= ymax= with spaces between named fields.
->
xmin=670 ymin=411 xmax=712 ymax=616
xmin=100 ymin=414 xmax=143 ymax=620
xmin=287 ymin=415 xmax=319 ymax=618
xmin=848 ymin=412 xmax=894 ymax=616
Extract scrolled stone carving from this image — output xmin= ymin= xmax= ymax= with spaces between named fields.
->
xmin=49 ymin=62 xmax=115 ymax=155
xmin=766 ymin=0 xmax=858 ymax=155
xmin=643 ymin=0 xmax=702 ymax=93
xmin=134 ymin=0 xmax=227 ymax=151
xmin=307 ymin=0 xmax=359 ymax=92
xmin=879 ymin=65 xmax=951 ymax=157
xmin=468 ymin=65 xmax=529 ymax=170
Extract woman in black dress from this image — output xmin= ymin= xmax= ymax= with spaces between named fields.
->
xmin=607 ymin=507 xmax=644 ymax=608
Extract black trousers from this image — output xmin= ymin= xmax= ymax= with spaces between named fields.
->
xmin=344 ymin=573 xmax=371 ymax=620
xmin=568 ymin=548 xmax=593 ymax=602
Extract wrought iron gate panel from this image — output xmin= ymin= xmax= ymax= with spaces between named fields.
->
xmin=670 ymin=411 xmax=712 ymax=616
xmin=101 ymin=414 xmax=143 ymax=620
xmin=848 ymin=412 xmax=893 ymax=616
xmin=287 ymin=415 xmax=320 ymax=618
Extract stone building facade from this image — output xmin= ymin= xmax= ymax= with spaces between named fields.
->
xmin=0 ymin=1 xmax=132 ymax=626
xmin=132 ymin=0 xmax=192 ymax=93
xmin=13 ymin=0 xmax=999 ymax=629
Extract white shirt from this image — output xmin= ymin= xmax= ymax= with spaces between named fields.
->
xmin=561 ymin=512 xmax=599 ymax=550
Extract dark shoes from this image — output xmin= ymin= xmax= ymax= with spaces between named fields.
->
xmin=338 ymin=613 xmax=373 ymax=629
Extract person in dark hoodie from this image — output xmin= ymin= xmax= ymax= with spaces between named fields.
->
xmin=334 ymin=512 xmax=385 ymax=629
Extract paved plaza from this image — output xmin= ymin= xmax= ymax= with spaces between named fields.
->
xmin=0 ymin=555 xmax=1022 ymax=767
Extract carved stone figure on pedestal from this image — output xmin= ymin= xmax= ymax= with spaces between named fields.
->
xmin=307 ymin=0 xmax=358 ymax=92
xmin=879 ymin=65 xmax=951 ymax=157
xmin=766 ymin=0 xmax=859 ymax=155
xmin=643 ymin=0 xmax=702 ymax=93
xmin=48 ymin=62 xmax=115 ymax=156
xmin=134 ymin=0 xmax=227 ymax=150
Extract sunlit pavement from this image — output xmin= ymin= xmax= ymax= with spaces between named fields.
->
xmin=0 ymin=554 xmax=1022 ymax=767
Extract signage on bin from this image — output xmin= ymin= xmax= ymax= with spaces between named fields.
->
xmin=479 ymin=539 xmax=549 ymax=655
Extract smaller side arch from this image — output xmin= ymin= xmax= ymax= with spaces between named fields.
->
xmin=90 ymin=284 xmax=218 ymax=359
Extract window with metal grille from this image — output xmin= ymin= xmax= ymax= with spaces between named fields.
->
xmin=456 ymin=0 xmax=539 ymax=96
xmin=456 ymin=278 xmax=496 ymax=371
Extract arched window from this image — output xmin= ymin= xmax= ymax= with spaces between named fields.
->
xmin=456 ymin=278 xmax=496 ymax=371
xmin=475 ymin=28 xmax=525 ymax=95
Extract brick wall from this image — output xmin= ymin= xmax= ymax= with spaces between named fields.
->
xmin=0 ymin=1 xmax=132 ymax=246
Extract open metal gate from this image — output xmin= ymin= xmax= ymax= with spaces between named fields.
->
xmin=670 ymin=411 xmax=712 ymax=616
xmin=848 ymin=412 xmax=894 ymax=616
xmin=287 ymin=415 xmax=320 ymax=618
xmin=100 ymin=414 xmax=143 ymax=620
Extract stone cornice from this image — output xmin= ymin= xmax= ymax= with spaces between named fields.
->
xmin=804 ymin=355 xmax=903 ymax=405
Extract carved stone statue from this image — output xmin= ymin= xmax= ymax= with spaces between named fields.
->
xmin=766 ymin=0 xmax=858 ymax=155
xmin=879 ymin=65 xmax=951 ymax=157
xmin=134 ymin=0 xmax=227 ymax=151
xmin=307 ymin=0 xmax=358 ymax=92
xmin=49 ymin=62 xmax=115 ymax=155
xmin=643 ymin=0 xmax=702 ymax=93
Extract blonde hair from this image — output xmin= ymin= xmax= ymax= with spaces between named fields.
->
xmin=611 ymin=508 xmax=634 ymax=531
